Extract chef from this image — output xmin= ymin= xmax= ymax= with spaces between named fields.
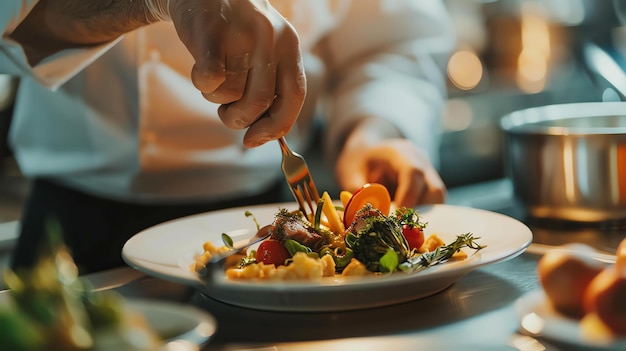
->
xmin=0 ymin=0 xmax=454 ymax=273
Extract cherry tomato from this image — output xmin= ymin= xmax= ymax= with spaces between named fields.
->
xmin=255 ymin=239 xmax=291 ymax=266
xmin=343 ymin=183 xmax=391 ymax=227
xmin=402 ymin=225 xmax=424 ymax=251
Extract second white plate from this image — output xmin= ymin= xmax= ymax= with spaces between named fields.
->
xmin=515 ymin=290 xmax=626 ymax=350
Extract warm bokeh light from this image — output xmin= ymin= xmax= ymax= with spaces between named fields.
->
xmin=521 ymin=4 xmax=551 ymax=59
xmin=516 ymin=1 xmax=551 ymax=93
xmin=521 ymin=312 xmax=545 ymax=335
xmin=447 ymin=50 xmax=484 ymax=90
xmin=518 ymin=48 xmax=548 ymax=82
xmin=516 ymin=48 xmax=548 ymax=92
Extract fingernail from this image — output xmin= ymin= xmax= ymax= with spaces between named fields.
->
xmin=234 ymin=119 xmax=249 ymax=128
xmin=251 ymin=133 xmax=274 ymax=147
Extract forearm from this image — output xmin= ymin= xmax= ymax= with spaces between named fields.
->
xmin=9 ymin=0 xmax=154 ymax=65
xmin=325 ymin=63 xmax=445 ymax=163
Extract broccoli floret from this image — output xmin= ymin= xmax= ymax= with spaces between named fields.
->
xmin=345 ymin=205 xmax=410 ymax=272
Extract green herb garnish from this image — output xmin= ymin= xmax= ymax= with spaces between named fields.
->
xmin=245 ymin=210 xmax=261 ymax=231
xmin=399 ymin=233 xmax=484 ymax=273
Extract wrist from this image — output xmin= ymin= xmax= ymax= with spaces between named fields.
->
xmin=10 ymin=0 xmax=159 ymax=65
xmin=343 ymin=118 xmax=403 ymax=151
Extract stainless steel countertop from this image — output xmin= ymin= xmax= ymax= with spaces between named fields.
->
xmin=98 ymin=251 xmax=543 ymax=351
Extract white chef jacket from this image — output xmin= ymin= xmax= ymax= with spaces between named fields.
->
xmin=0 ymin=0 xmax=454 ymax=203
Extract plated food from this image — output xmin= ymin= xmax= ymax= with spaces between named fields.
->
xmin=122 ymin=200 xmax=532 ymax=311
xmin=0 ymin=233 xmax=162 ymax=351
xmin=191 ymin=183 xmax=484 ymax=281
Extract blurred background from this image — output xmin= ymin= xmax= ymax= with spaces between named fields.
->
xmin=1 ymin=0 xmax=626 ymax=223
xmin=440 ymin=0 xmax=625 ymax=187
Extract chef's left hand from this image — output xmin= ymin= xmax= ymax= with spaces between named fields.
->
xmin=335 ymin=121 xmax=446 ymax=208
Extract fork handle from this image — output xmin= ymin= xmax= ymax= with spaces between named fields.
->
xmin=277 ymin=137 xmax=291 ymax=156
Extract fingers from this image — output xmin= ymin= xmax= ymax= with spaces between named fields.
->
xmin=187 ymin=8 xmax=227 ymax=94
xmin=243 ymin=47 xmax=306 ymax=147
xmin=395 ymin=166 xmax=446 ymax=207
xmin=224 ymin=33 xmax=305 ymax=147
xmin=213 ymin=37 xmax=276 ymax=131
xmin=202 ymin=31 xmax=255 ymax=105
xmin=220 ymin=33 xmax=280 ymax=134
xmin=395 ymin=169 xmax=425 ymax=208
xmin=420 ymin=170 xmax=447 ymax=204
xmin=174 ymin=0 xmax=306 ymax=147
xmin=336 ymin=140 xmax=447 ymax=208
xmin=392 ymin=146 xmax=447 ymax=206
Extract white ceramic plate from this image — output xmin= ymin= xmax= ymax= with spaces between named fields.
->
xmin=122 ymin=203 xmax=532 ymax=312
xmin=515 ymin=290 xmax=626 ymax=350
xmin=0 ymin=291 xmax=216 ymax=349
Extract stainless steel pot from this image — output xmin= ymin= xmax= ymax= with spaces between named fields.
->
xmin=501 ymin=102 xmax=626 ymax=223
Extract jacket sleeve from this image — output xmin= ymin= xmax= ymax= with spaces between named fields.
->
xmin=321 ymin=0 xmax=456 ymax=168
xmin=0 ymin=0 xmax=121 ymax=90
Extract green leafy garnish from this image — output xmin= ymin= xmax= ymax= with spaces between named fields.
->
xmin=221 ymin=233 xmax=234 ymax=249
xmin=379 ymin=248 xmax=399 ymax=273
xmin=284 ymin=239 xmax=311 ymax=256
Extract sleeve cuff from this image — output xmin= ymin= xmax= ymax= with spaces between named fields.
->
xmin=324 ymin=78 xmax=444 ymax=168
xmin=1 ymin=36 xmax=121 ymax=90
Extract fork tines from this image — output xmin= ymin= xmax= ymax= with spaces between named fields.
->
xmin=278 ymin=137 xmax=320 ymax=219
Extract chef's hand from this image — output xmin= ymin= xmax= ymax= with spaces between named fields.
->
xmin=166 ymin=0 xmax=307 ymax=147
xmin=335 ymin=119 xmax=446 ymax=207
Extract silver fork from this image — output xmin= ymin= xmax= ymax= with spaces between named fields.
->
xmin=278 ymin=136 xmax=320 ymax=218
xmin=199 ymin=137 xmax=320 ymax=281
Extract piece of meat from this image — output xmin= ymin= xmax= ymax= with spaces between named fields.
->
xmin=268 ymin=211 xmax=325 ymax=251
